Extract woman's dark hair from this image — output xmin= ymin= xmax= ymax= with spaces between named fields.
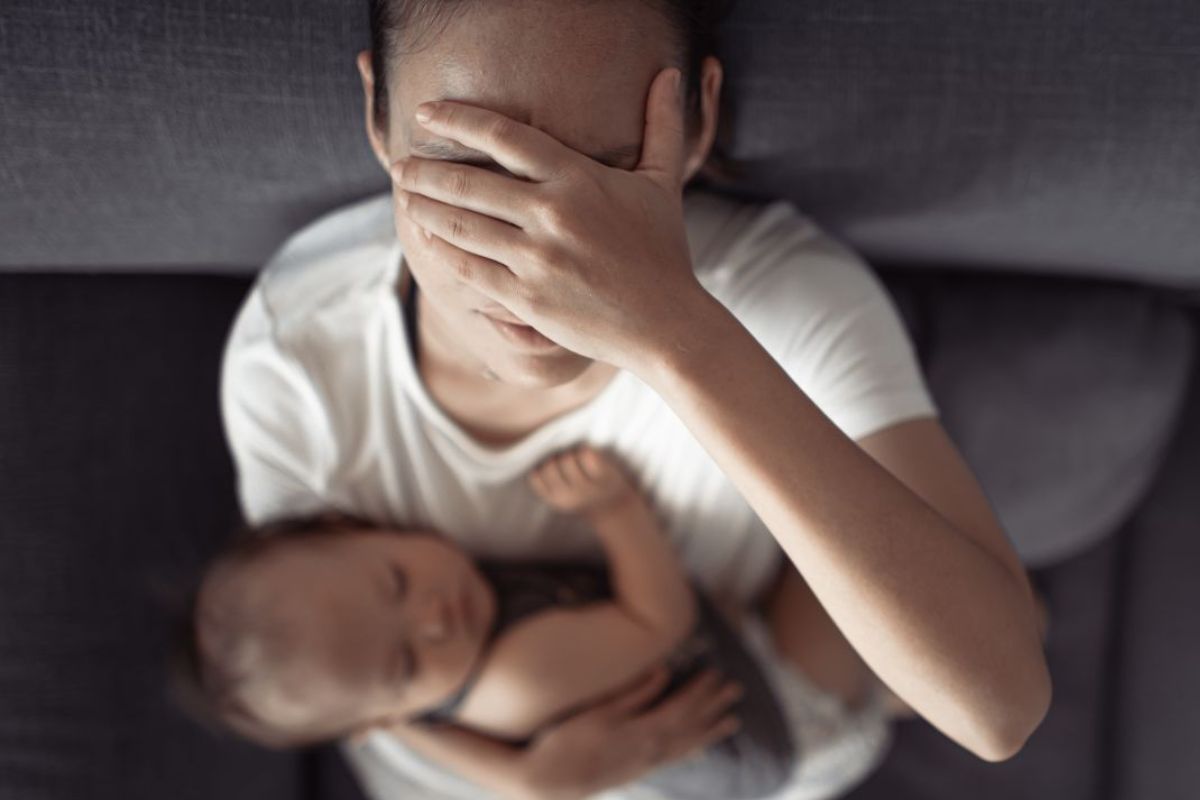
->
xmin=366 ymin=0 xmax=735 ymax=171
xmin=166 ymin=511 xmax=389 ymax=750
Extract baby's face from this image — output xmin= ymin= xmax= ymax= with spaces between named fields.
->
xmin=209 ymin=527 xmax=498 ymax=737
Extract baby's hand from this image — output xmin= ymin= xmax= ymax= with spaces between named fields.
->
xmin=528 ymin=445 xmax=635 ymax=514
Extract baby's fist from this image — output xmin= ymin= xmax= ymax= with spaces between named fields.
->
xmin=528 ymin=445 xmax=633 ymax=513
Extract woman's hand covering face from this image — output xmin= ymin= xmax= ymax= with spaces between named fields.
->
xmin=389 ymin=67 xmax=708 ymax=375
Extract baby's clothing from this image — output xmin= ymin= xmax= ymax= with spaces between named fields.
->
xmin=415 ymin=561 xmax=795 ymax=799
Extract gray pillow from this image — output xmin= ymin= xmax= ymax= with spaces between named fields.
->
xmin=3 ymin=0 xmax=1198 ymax=289
xmin=883 ymin=273 xmax=1194 ymax=567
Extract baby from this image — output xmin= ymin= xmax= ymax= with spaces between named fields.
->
xmin=176 ymin=444 xmax=795 ymax=799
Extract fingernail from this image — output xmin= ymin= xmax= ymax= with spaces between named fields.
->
xmin=397 ymin=190 xmax=409 ymax=209
xmin=415 ymin=104 xmax=434 ymax=123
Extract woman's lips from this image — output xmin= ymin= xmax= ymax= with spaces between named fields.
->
xmin=478 ymin=312 xmax=561 ymax=352
xmin=476 ymin=305 xmax=526 ymax=326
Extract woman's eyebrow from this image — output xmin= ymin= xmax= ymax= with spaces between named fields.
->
xmin=409 ymin=139 xmax=642 ymax=169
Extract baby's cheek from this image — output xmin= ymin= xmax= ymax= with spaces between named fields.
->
xmin=409 ymin=647 xmax=475 ymax=713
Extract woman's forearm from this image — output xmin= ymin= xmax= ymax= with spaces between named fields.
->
xmin=636 ymin=289 xmax=1050 ymax=761
xmin=586 ymin=493 xmax=697 ymax=643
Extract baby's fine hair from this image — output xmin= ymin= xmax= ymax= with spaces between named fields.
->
xmin=167 ymin=510 xmax=388 ymax=749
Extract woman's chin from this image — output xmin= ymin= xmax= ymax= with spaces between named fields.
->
xmin=487 ymin=349 xmax=594 ymax=388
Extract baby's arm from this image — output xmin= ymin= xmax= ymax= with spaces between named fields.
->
xmin=529 ymin=445 xmax=696 ymax=643
xmin=453 ymin=446 xmax=699 ymax=737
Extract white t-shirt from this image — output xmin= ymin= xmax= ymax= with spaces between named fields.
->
xmin=220 ymin=187 xmax=938 ymax=608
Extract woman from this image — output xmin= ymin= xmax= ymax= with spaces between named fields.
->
xmin=220 ymin=0 xmax=1051 ymax=797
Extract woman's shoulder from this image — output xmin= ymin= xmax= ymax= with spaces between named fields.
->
xmin=251 ymin=192 xmax=401 ymax=331
xmin=682 ymin=187 xmax=882 ymax=315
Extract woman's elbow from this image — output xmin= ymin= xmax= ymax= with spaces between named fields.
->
xmin=972 ymin=661 xmax=1053 ymax=763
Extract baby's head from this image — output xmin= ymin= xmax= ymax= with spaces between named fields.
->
xmin=172 ymin=512 xmax=497 ymax=748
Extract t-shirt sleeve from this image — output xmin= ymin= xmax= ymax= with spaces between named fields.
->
xmin=220 ymin=284 xmax=334 ymax=526
xmin=718 ymin=202 xmax=938 ymax=441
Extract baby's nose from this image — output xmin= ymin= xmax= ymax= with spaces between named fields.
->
xmin=415 ymin=593 xmax=452 ymax=642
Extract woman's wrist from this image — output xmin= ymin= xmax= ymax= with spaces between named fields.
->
xmin=633 ymin=284 xmax=739 ymax=388
xmin=511 ymin=754 xmax=589 ymax=800
xmin=504 ymin=765 xmax=553 ymax=800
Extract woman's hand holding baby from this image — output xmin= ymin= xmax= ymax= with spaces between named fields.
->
xmin=515 ymin=666 xmax=742 ymax=800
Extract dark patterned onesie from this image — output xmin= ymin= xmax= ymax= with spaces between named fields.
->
xmin=417 ymin=560 xmax=796 ymax=800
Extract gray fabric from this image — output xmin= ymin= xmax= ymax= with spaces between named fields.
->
xmin=3 ymin=0 xmax=1199 ymax=286
xmin=844 ymin=314 xmax=1200 ymax=800
xmin=0 ymin=274 xmax=305 ymax=800
xmin=712 ymin=0 xmax=1200 ymax=286
xmin=845 ymin=536 xmax=1123 ymax=800
xmin=1112 ymin=357 xmax=1200 ymax=800
xmin=419 ymin=560 xmax=796 ymax=799
xmin=0 ymin=0 xmax=378 ymax=272
xmin=0 ymin=267 xmax=1194 ymax=800
xmin=896 ymin=275 xmax=1195 ymax=567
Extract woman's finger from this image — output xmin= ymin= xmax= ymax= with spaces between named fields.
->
xmin=635 ymin=669 xmax=723 ymax=728
xmin=400 ymin=190 xmax=530 ymax=269
xmin=391 ymin=157 xmax=537 ymax=229
xmin=635 ymin=67 xmax=687 ymax=190
xmin=667 ymin=715 xmax=742 ymax=764
xmin=414 ymin=101 xmax=577 ymax=182
xmin=685 ymin=680 xmax=744 ymax=729
xmin=595 ymin=666 xmax=670 ymax=719
xmin=417 ymin=228 xmax=519 ymax=305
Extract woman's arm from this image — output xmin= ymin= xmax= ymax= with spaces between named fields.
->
xmin=377 ymin=721 xmax=532 ymax=799
xmin=638 ymin=290 xmax=1051 ymax=761
xmin=369 ymin=666 xmax=741 ymax=800
xmin=386 ymin=69 xmax=1050 ymax=761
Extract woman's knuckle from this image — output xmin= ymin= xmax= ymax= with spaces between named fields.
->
xmin=534 ymin=201 xmax=567 ymax=233
xmin=514 ymin=238 xmax=541 ymax=266
xmin=452 ymin=255 xmax=474 ymax=281
xmin=486 ymin=116 xmax=514 ymax=146
xmin=527 ymin=240 xmax=553 ymax=268
xmin=537 ymin=241 xmax=569 ymax=271
xmin=448 ymin=214 xmax=468 ymax=240
xmin=552 ymin=160 xmax=584 ymax=185
xmin=524 ymin=291 xmax=547 ymax=316
xmin=447 ymin=169 xmax=471 ymax=199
